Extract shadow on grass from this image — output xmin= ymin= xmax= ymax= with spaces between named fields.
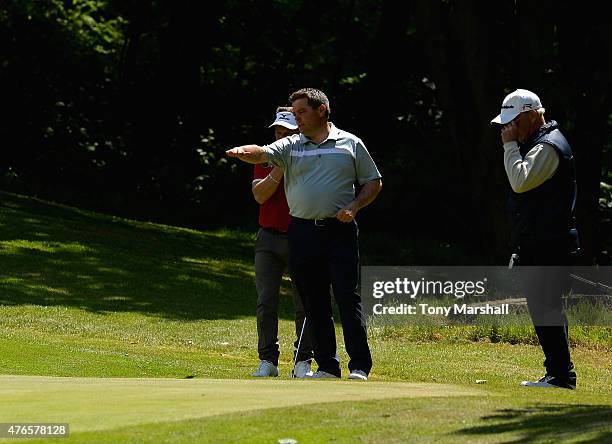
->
xmin=0 ymin=191 xmax=300 ymax=321
xmin=456 ymin=404 xmax=612 ymax=443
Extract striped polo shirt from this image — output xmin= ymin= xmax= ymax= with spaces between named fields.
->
xmin=262 ymin=123 xmax=382 ymax=219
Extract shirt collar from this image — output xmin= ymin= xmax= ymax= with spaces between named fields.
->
xmin=327 ymin=122 xmax=340 ymax=141
xmin=299 ymin=122 xmax=340 ymax=145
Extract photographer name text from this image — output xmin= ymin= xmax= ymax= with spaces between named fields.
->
xmin=372 ymin=303 xmax=509 ymax=316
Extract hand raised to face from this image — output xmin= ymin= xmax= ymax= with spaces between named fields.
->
xmin=501 ymin=120 xmax=519 ymax=144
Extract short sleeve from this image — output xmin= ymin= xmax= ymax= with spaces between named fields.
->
xmin=355 ymin=138 xmax=382 ymax=185
xmin=262 ymin=135 xmax=296 ymax=169
xmin=253 ymin=164 xmax=270 ymax=181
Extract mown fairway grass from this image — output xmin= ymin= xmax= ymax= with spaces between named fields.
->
xmin=0 ymin=191 xmax=611 ymax=443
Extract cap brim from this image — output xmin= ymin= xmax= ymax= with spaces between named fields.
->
xmin=491 ymin=111 xmax=519 ymax=125
xmin=268 ymin=121 xmax=298 ymax=130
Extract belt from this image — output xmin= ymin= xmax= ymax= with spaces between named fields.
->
xmin=291 ymin=216 xmax=341 ymax=227
xmin=261 ymin=227 xmax=287 ymax=235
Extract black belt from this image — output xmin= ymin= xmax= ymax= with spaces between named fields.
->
xmin=261 ymin=227 xmax=287 ymax=235
xmin=291 ymin=216 xmax=341 ymax=227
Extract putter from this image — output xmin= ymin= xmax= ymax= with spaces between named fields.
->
xmin=291 ymin=317 xmax=307 ymax=378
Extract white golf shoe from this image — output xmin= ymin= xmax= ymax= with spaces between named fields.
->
xmin=305 ymin=370 xmax=339 ymax=379
xmin=348 ymin=370 xmax=368 ymax=380
xmin=294 ymin=361 xmax=313 ymax=378
xmin=251 ymin=360 xmax=279 ymax=377
xmin=520 ymin=375 xmax=573 ymax=389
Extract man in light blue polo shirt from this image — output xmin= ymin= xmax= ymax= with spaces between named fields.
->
xmin=262 ymin=118 xmax=381 ymax=220
xmin=227 ymin=88 xmax=382 ymax=380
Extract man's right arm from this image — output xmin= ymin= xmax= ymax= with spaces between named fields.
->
xmin=503 ymin=142 xmax=559 ymax=193
xmin=226 ymin=145 xmax=269 ymax=164
xmin=227 ymin=136 xmax=292 ymax=167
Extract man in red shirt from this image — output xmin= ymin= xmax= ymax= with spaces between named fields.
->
xmin=251 ymin=107 xmax=313 ymax=377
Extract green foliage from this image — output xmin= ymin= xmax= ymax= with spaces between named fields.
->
xmin=599 ymin=124 xmax=612 ymax=263
xmin=1 ymin=0 xmax=610 ymax=262
xmin=339 ymin=72 xmax=367 ymax=85
xmin=52 ymin=0 xmax=126 ymax=56
xmin=601 ymin=181 xmax=612 ymax=210
xmin=4 ymin=0 xmax=125 ymax=57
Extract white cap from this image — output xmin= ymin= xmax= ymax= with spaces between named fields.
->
xmin=491 ymin=89 xmax=544 ymax=124
xmin=268 ymin=111 xmax=297 ymax=129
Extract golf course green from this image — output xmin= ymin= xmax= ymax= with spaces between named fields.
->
xmin=0 ymin=376 xmax=481 ymax=430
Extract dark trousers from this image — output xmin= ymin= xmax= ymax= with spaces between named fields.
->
xmin=519 ymin=241 xmax=576 ymax=384
xmin=255 ymin=228 xmax=313 ymax=366
xmin=288 ymin=217 xmax=372 ymax=377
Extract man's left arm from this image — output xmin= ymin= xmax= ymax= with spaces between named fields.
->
xmin=336 ymin=139 xmax=383 ymax=222
xmin=336 ymin=179 xmax=383 ymax=222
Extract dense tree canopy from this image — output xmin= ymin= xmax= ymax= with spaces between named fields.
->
xmin=1 ymin=0 xmax=610 ymax=264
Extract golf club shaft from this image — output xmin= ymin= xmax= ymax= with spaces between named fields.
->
xmin=570 ymin=273 xmax=612 ymax=295
xmin=292 ymin=317 xmax=307 ymax=377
